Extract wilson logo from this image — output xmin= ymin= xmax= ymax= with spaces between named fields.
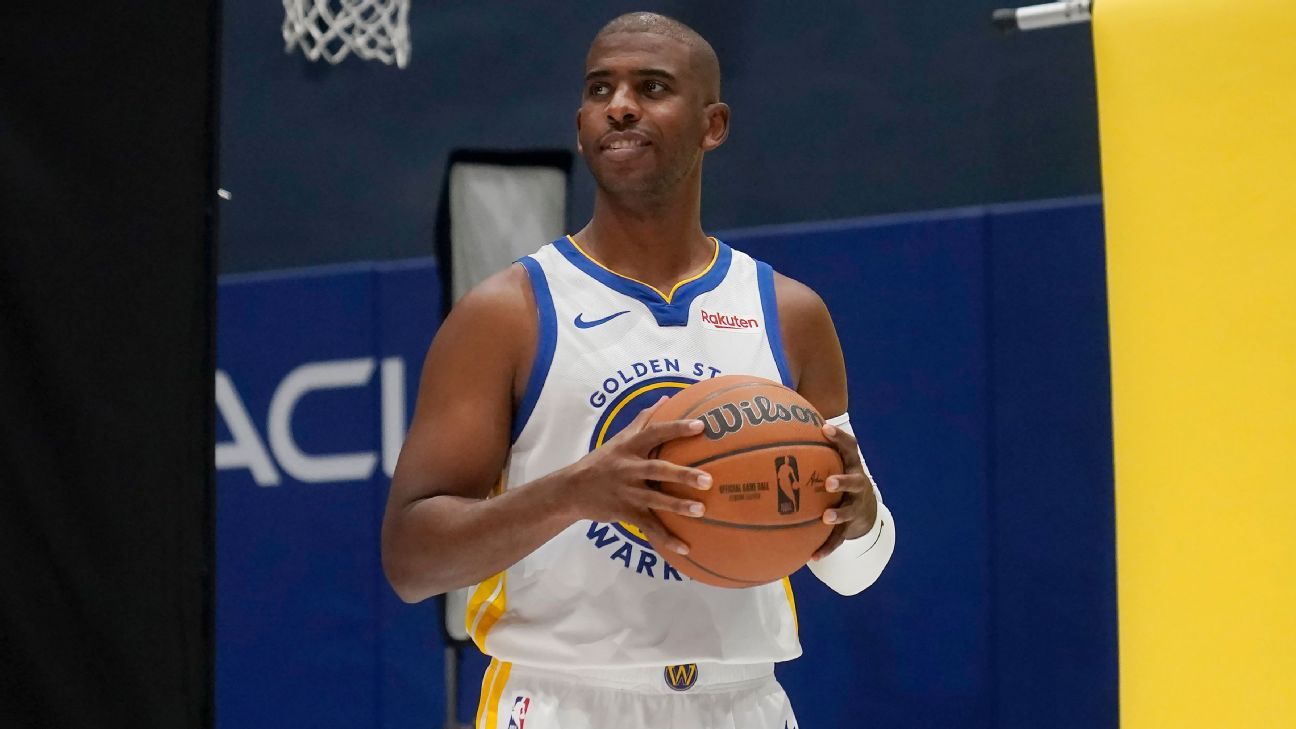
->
xmin=699 ymin=309 xmax=760 ymax=330
xmin=664 ymin=663 xmax=699 ymax=691
xmin=698 ymin=395 xmax=825 ymax=440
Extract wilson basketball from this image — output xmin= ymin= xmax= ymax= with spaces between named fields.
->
xmin=646 ymin=375 xmax=844 ymax=588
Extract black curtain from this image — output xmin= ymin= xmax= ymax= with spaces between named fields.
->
xmin=0 ymin=4 xmax=218 ymax=728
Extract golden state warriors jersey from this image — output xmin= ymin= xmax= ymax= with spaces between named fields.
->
xmin=465 ymin=235 xmax=804 ymax=668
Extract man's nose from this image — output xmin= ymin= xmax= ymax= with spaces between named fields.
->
xmin=605 ymin=85 xmax=640 ymax=124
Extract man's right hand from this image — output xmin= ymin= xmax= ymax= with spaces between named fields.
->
xmin=558 ymin=397 xmax=713 ymax=556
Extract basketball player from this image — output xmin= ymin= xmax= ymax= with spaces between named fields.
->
xmin=382 ymin=12 xmax=895 ymax=728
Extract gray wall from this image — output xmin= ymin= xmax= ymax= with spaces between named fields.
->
xmin=218 ymin=1 xmax=1099 ymax=272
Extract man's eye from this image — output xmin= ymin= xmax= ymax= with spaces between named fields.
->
xmin=588 ymin=83 xmax=609 ymax=96
xmin=644 ymin=80 xmax=666 ymax=93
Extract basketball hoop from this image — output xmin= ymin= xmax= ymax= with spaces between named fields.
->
xmin=282 ymin=0 xmax=411 ymax=68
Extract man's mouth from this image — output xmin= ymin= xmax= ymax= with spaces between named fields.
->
xmin=604 ymin=138 xmax=650 ymax=150
xmin=599 ymin=132 xmax=652 ymax=160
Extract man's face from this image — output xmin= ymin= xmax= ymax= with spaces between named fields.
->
xmin=577 ymin=32 xmax=721 ymax=198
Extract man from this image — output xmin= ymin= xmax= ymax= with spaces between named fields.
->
xmin=382 ymin=12 xmax=895 ymax=728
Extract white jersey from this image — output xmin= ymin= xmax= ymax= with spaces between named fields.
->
xmin=465 ymin=235 xmax=802 ymax=668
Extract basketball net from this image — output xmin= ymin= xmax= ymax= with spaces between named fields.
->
xmin=282 ymin=0 xmax=411 ymax=68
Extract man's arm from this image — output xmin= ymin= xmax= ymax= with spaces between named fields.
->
xmin=775 ymin=272 xmax=896 ymax=594
xmin=381 ymin=264 xmax=713 ymax=604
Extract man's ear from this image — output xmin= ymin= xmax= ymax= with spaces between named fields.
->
xmin=701 ymin=102 xmax=730 ymax=151
xmin=575 ymin=109 xmax=585 ymax=154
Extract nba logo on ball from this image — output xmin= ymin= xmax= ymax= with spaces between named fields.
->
xmin=507 ymin=695 xmax=530 ymax=729
xmin=775 ymin=455 xmax=801 ymax=514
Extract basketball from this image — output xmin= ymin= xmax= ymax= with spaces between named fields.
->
xmin=646 ymin=375 xmax=844 ymax=588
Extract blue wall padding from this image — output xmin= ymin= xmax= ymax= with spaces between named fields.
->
xmin=215 ymin=197 xmax=1115 ymax=729
xmin=216 ymin=268 xmax=383 ymax=729
xmin=984 ymin=198 xmax=1118 ymax=729
xmin=372 ymin=260 xmax=448 ymax=728
xmin=730 ymin=212 xmax=996 ymax=728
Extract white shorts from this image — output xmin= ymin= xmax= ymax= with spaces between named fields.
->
xmin=474 ymin=658 xmax=800 ymax=729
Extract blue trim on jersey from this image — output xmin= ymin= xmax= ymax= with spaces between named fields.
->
xmin=513 ymin=256 xmax=557 ymax=443
xmin=552 ymin=236 xmax=734 ymax=327
xmin=757 ymin=260 xmax=794 ymax=387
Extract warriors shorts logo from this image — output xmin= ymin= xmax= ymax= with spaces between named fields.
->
xmin=664 ymin=663 xmax=698 ymax=691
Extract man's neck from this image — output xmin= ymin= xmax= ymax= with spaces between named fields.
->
xmin=575 ymin=187 xmax=714 ymax=296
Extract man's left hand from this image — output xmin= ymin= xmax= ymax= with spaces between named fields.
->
xmin=811 ymin=422 xmax=878 ymax=561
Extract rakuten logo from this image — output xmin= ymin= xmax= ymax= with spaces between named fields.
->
xmin=700 ymin=309 xmax=760 ymax=331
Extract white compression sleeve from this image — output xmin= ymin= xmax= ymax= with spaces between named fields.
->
xmin=807 ymin=412 xmax=896 ymax=596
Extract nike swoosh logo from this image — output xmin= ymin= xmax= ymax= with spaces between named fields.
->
xmin=574 ymin=310 xmax=630 ymax=329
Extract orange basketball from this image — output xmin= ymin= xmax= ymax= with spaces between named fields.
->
xmin=646 ymin=374 xmax=844 ymax=588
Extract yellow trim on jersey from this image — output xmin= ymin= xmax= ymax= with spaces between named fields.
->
xmin=594 ymin=381 xmax=691 ymax=448
xmin=489 ymin=661 xmax=513 ymax=728
xmin=474 ymin=659 xmax=497 ymax=729
xmin=782 ymin=577 xmax=799 ymax=633
xmin=474 ymin=658 xmax=513 ymax=729
xmin=565 ymin=235 xmax=720 ymax=303
xmin=463 ymin=469 xmax=511 ymax=653
xmin=466 ymin=571 xmax=507 ymax=651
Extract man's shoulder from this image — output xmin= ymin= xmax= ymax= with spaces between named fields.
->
xmin=458 ymin=262 xmax=533 ymax=311
xmin=430 ymin=263 xmax=537 ymax=395
xmin=769 ymin=268 xmax=842 ymax=401
xmin=450 ymin=263 xmax=536 ymax=323
xmin=771 ymin=270 xmax=830 ymax=330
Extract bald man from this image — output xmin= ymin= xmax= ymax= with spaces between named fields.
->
xmin=382 ymin=13 xmax=895 ymax=728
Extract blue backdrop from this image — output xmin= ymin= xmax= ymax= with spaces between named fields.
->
xmin=215 ymin=196 xmax=1116 ymax=728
